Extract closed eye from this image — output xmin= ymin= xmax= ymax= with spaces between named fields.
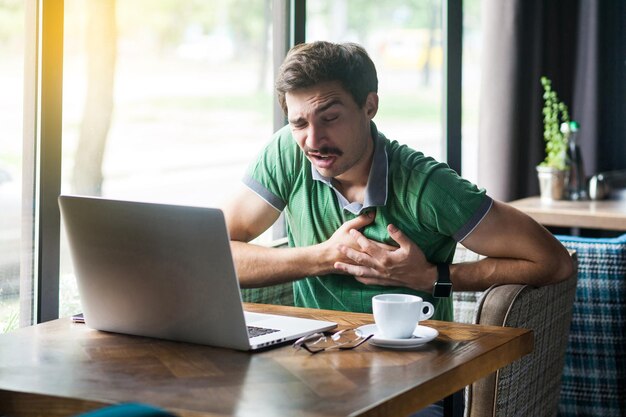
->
xmin=289 ymin=120 xmax=307 ymax=129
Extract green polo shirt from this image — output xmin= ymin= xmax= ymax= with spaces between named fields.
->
xmin=244 ymin=123 xmax=492 ymax=321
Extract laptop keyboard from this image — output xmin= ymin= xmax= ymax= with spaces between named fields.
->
xmin=247 ymin=325 xmax=280 ymax=338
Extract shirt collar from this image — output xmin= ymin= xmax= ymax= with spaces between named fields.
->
xmin=311 ymin=121 xmax=388 ymax=215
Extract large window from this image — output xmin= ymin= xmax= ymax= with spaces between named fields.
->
xmin=307 ymin=1 xmax=444 ymax=161
xmin=59 ymin=0 xmax=275 ymax=317
xmin=461 ymin=0 xmax=482 ymax=184
xmin=3 ymin=0 xmax=480 ymax=326
xmin=0 ymin=1 xmax=30 ymax=333
xmin=305 ymin=0 xmax=484 ymax=183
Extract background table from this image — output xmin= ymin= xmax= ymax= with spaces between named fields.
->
xmin=0 ymin=304 xmax=533 ymax=417
xmin=509 ymin=196 xmax=626 ymax=231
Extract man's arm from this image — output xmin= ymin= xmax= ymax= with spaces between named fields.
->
xmin=334 ymin=200 xmax=576 ymax=292
xmin=447 ymin=200 xmax=575 ymax=290
xmin=223 ymin=187 xmax=376 ymax=288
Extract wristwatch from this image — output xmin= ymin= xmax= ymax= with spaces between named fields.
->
xmin=432 ymin=263 xmax=452 ymax=298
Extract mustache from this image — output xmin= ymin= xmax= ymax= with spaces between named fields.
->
xmin=304 ymin=145 xmax=343 ymax=157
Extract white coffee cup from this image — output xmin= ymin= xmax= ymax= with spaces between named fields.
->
xmin=372 ymin=294 xmax=435 ymax=339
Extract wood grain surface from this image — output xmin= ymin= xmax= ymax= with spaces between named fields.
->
xmin=0 ymin=304 xmax=532 ymax=417
xmin=509 ymin=196 xmax=626 ymax=231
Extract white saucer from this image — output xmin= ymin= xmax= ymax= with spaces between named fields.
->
xmin=356 ymin=324 xmax=439 ymax=349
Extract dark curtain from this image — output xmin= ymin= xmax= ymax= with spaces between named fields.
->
xmin=574 ymin=0 xmax=626 ymax=176
xmin=477 ymin=0 xmax=626 ymax=202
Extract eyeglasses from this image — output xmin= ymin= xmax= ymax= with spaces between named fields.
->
xmin=292 ymin=328 xmax=373 ymax=354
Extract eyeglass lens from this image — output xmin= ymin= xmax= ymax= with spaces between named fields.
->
xmin=293 ymin=328 xmax=372 ymax=353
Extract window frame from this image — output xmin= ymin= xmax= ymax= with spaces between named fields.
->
xmin=26 ymin=0 xmax=64 ymax=324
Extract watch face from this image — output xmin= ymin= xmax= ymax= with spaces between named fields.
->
xmin=433 ymin=282 xmax=453 ymax=298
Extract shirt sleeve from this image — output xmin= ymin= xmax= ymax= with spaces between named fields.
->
xmin=417 ymin=163 xmax=492 ymax=242
xmin=242 ymin=125 xmax=300 ymax=212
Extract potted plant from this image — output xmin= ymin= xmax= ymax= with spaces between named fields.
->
xmin=537 ymin=76 xmax=570 ymax=200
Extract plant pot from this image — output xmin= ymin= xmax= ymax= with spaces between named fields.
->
xmin=536 ymin=166 xmax=568 ymax=201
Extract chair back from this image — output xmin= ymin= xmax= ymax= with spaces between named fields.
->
xmin=556 ymin=233 xmax=626 ymax=417
xmin=465 ymin=255 xmax=578 ymax=417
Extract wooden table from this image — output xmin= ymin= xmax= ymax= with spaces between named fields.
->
xmin=0 ymin=304 xmax=533 ymax=417
xmin=509 ymin=196 xmax=626 ymax=231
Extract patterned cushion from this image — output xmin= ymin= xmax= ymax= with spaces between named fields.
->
xmin=240 ymin=283 xmax=294 ymax=306
xmin=556 ymin=234 xmax=626 ymax=417
xmin=453 ymin=291 xmax=482 ymax=324
xmin=240 ymin=238 xmax=295 ymax=306
xmin=452 ymin=245 xmax=483 ymax=324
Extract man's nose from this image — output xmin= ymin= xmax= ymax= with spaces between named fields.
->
xmin=305 ymin=123 xmax=326 ymax=149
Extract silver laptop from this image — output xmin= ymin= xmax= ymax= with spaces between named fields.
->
xmin=58 ymin=195 xmax=336 ymax=351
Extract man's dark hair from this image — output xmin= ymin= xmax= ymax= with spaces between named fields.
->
xmin=275 ymin=41 xmax=378 ymax=114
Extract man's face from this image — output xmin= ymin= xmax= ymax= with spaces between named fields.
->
xmin=285 ymin=81 xmax=378 ymax=181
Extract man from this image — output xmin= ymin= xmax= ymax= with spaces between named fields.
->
xmin=223 ymin=41 xmax=574 ymax=321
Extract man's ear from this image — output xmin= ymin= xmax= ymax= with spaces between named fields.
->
xmin=364 ymin=92 xmax=379 ymax=119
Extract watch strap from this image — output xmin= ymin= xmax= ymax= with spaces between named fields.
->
xmin=432 ymin=263 xmax=452 ymax=298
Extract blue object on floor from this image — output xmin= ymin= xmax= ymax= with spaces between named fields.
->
xmin=75 ymin=403 xmax=176 ymax=417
